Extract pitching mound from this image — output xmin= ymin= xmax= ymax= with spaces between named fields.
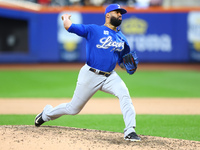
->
xmin=0 ymin=125 xmax=199 ymax=150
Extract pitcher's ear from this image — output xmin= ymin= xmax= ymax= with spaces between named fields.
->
xmin=106 ymin=13 xmax=110 ymax=18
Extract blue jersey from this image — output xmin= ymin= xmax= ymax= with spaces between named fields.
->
xmin=68 ymin=24 xmax=130 ymax=72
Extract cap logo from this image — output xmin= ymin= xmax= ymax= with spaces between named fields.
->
xmin=118 ymin=5 xmax=120 ymax=8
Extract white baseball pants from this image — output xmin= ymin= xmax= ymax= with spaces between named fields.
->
xmin=42 ymin=64 xmax=136 ymax=137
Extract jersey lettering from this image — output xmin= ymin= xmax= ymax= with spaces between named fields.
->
xmin=96 ymin=36 xmax=124 ymax=52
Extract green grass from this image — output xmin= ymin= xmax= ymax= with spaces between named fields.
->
xmin=0 ymin=70 xmax=200 ymax=98
xmin=0 ymin=71 xmax=77 ymax=98
xmin=0 ymin=114 xmax=199 ymax=141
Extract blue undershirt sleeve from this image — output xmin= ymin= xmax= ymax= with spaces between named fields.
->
xmin=118 ymin=43 xmax=130 ymax=65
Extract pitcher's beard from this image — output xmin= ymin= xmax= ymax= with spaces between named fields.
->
xmin=110 ymin=16 xmax=122 ymax=27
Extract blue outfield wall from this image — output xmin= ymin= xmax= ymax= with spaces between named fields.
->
xmin=0 ymin=6 xmax=200 ymax=63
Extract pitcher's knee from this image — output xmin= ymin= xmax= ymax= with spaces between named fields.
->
xmin=118 ymin=94 xmax=131 ymax=101
xmin=69 ymin=109 xmax=81 ymax=115
xmin=66 ymin=104 xmax=82 ymax=115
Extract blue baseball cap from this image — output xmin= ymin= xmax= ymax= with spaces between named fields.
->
xmin=105 ymin=4 xmax=127 ymax=15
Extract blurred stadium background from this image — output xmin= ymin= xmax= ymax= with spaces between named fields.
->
xmin=0 ymin=0 xmax=200 ymax=64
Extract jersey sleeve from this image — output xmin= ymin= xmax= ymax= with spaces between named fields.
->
xmin=68 ymin=23 xmax=88 ymax=38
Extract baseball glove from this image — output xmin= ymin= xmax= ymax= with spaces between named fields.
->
xmin=123 ymin=51 xmax=138 ymax=75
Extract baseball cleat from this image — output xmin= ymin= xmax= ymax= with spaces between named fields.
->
xmin=124 ymin=132 xmax=141 ymax=141
xmin=35 ymin=112 xmax=45 ymax=127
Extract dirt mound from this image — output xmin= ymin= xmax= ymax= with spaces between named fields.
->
xmin=0 ymin=125 xmax=199 ymax=150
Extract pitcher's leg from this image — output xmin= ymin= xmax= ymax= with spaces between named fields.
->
xmin=42 ymin=64 xmax=106 ymax=122
xmin=101 ymin=71 xmax=136 ymax=137
xmin=120 ymin=95 xmax=136 ymax=136
xmin=42 ymin=85 xmax=97 ymax=122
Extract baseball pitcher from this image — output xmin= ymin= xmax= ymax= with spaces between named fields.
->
xmin=35 ymin=4 xmax=140 ymax=141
